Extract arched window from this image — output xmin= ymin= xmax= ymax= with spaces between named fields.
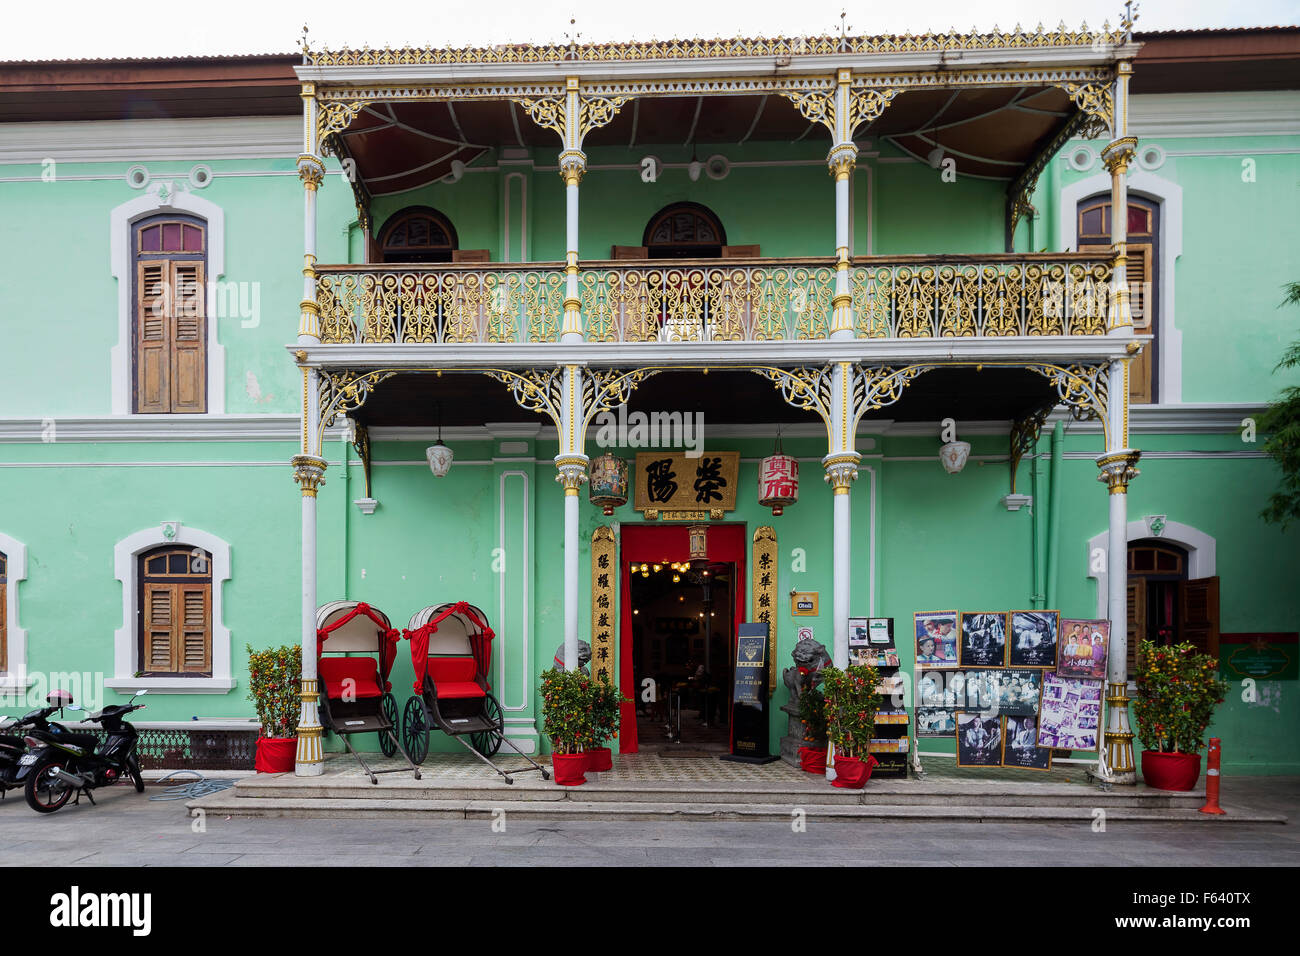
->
xmin=378 ymin=207 xmax=459 ymax=263
xmin=643 ymin=203 xmax=727 ymax=259
xmin=134 ymin=214 xmax=207 ymax=413
xmin=1078 ymin=195 xmax=1159 ymax=404
xmin=138 ymin=545 xmax=212 ymax=676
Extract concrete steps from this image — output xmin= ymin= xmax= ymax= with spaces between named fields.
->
xmin=185 ymin=770 xmax=1286 ymax=824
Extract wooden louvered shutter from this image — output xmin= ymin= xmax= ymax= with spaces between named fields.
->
xmin=1180 ymin=576 xmax=1220 ymax=659
xmin=1125 ymin=243 xmax=1154 ymax=404
xmin=1127 ymin=581 xmax=1146 ymax=676
xmin=180 ymin=585 xmax=212 ymax=673
xmin=137 ymin=262 xmax=170 ymax=413
xmin=144 ymin=584 xmax=178 ymax=673
xmin=170 ymin=262 xmax=206 ymax=413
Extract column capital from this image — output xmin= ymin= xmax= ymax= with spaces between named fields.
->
xmin=1101 ymin=136 xmax=1138 ymax=174
xmin=292 ymin=454 xmax=328 ymax=497
xmin=828 ymin=145 xmax=857 ymax=181
xmin=559 ymin=149 xmax=587 ymax=185
xmin=555 ymin=454 xmax=590 ymax=495
xmin=297 ymin=153 xmax=326 ymax=190
xmin=1095 ymin=449 xmax=1140 ymax=495
xmin=822 ymin=451 xmax=862 ymax=493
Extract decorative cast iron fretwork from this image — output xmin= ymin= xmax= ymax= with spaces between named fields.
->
xmin=1023 ymin=362 xmax=1110 ymax=445
xmin=752 ymin=363 xmax=933 ymax=438
xmin=1057 ymin=81 xmax=1114 ymax=135
xmin=318 ymin=369 xmax=399 ymax=434
xmin=1006 ymin=108 xmax=1099 ymax=246
xmin=484 ymin=366 xmax=662 ymax=447
xmin=1008 ymin=402 xmax=1055 ymax=495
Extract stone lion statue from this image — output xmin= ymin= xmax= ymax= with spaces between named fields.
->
xmin=782 ymin=637 xmax=832 ymax=709
xmin=552 ymin=640 xmax=592 ymax=673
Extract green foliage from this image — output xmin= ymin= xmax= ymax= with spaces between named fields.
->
xmin=590 ymin=675 xmax=628 ymax=747
xmin=1133 ymin=640 xmax=1228 ymax=755
xmin=1259 ymin=281 xmax=1300 ymax=529
xmin=246 ymin=644 xmax=301 ymax=738
xmin=799 ymin=685 xmax=827 ymax=743
xmin=540 ymin=667 xmax=595 ymax=755
xmin=821 ymin=664 xmax=881 ymax=759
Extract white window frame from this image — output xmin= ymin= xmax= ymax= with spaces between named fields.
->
xmin=1086 ymin=519 xmax=1216 ymax=620
xmin=0 ymin=532 xmax=30 ymax=692
xmin=110 ymin=182 xmax=226 ymax=415
xmin=111 ymin=522 xmax=234 ymax=693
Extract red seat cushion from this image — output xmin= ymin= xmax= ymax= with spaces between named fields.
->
xmin=319 ymin=657 xmax=382 ymax=700
xmin=428 ymin=657 xmax=483 ymax=698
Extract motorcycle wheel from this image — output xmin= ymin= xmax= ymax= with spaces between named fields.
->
xmin=25 ymin=762 xmax=74 ymax=814
xmin=127 ymin=757 xmax=144 ymax=793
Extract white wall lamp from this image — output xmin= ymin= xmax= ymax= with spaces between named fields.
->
xmin=426 ymin=405 xmax=454 ymax=478
xmin=939 ymin=417 xmax=970 ymax=474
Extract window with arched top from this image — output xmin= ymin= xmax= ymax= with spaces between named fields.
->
xmin=643 ymin=203 xmax=727 ymax=259
xmin=378 ymin=207 xmax=460 ymax=263
xmin=1126 ymin=539 xmax=1218 ymax=675
xmin=1078 ymin=194 xmax=1159 ymax=404
xmin=138 ymin=545 xmax=212 ymax=676
xmin=134 ymin=214 xmax=207 ymax=413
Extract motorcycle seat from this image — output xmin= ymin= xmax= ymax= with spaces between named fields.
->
xmin=0 ymin=735 xmax=24 ymax=750
xmin=48 ymin=732 xmax=100 ymax=752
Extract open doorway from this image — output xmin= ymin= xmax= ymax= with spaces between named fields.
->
xmin=618 ymin=524 xmax=747 ymax=754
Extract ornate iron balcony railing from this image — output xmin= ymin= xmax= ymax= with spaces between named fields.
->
xmin=314 ymin=253 xmax=1112 ymax=345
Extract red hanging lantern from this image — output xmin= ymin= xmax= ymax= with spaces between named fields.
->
xmin=758 ymin=434 xmax=799 ymax=516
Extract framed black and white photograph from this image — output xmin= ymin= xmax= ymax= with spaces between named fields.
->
xmin=956 ymin=711 xmax=1003 ymax=767
xmin=994 ymin=669 xmax=1044 ymax=716
xmin=1009 ymin=610 xmax=1059 ymax=667
xmin=914 ymin=611 xmax=960 ymax=668
xmin=959 ymin=612 xmax=1007 ymax=667
xmin=1002 ymin=715 xmax=1052 ymax=770
xmin=916 ymin=708 xmax=957 ymax=737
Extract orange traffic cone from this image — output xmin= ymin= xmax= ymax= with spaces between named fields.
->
xmin=1199 ymin=737 xmax=1226 ymax=815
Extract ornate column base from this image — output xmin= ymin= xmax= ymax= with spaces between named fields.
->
xmin=295 ymin=678 xmax=324 ymax=776
xmin=1103 ymin=681 xmax=1137 ymax=785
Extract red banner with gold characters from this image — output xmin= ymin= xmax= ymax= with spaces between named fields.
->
xmin=590 ymin=527 xmax=618 ymax=683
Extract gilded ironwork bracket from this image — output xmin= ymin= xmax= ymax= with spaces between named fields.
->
xmin=751 ymin=363 xmax=933 ymax=438
xmin=514 ymin=92 xmax=629 ymax=147
xmin=484 ymin=366 xmax=662 ymax=448
xmin=318 ymin=369 xmax=399 ymax=437
xmin=780 ymin=83 xmax=897 ymax=139
xmin=1006 ymin=108 xmax=1096 ymax=248
xmin=1023 ymin=362 xmax=1110 ymax=446
xmin=1056 ymin=81 xmax=1113 ymax=138
xmin=351 ymin=420 xmax=373 ymax=499
xmin=1008 ymin=402 xmax=1055 ymax=496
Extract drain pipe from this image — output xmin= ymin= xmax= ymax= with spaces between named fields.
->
xmin=1045 ymin=422 xmax=1064 ymax=610
xmin=1030 ymin=438 xmax=1043 ymax=609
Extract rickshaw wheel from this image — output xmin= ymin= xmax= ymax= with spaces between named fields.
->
xmin=379 ymin=694 xmax=398 ymax=757
xmin=471 ymin=695 xmax=505 ymax=757
xmin=403 ymin=697 xmax=429 ymax=765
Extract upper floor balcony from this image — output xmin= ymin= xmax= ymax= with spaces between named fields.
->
xmin=315 ymin=251 xmax=1115 ymax=345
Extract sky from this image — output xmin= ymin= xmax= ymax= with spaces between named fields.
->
xmin=2 ymin=0 xmax=1296 ymax=61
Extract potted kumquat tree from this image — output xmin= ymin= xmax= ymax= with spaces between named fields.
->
xmin=1133 ymin=640 xmax=1228 ymax=791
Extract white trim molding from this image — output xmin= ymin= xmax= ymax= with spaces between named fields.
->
xmin=110 ymin=182 xmax=227 ymax=416
xmin=1086 ymin=519 xmax=1216 ymax=619
xmin=0 ymin=116 xmax=300 ymax=164
xmin=0 ymin=532 xmax=30 ymax=691
xmin=111 ymin=521 xmax=235 ymax=693
xmin=1129 ymin=91 xmax=1300 ymax=139
xmin=1060 ymin=168 xmax=1183 ymax=403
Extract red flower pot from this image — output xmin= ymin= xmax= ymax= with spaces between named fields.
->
xmin=798 ymin=746 xmax=827 ymax=774
xmin=1141 ymin=750 xmax=1202 ymax=792
xmin=254 ymin=737 xmax=297 ymax=774
xmin=830 ymin=754 xmax=878 ymax=789
xmin=587 ymin=747 xmax=613 ymax=772
xmin=551 ymin=752 xmax=588 ymax=786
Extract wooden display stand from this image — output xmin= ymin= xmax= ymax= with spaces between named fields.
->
xmin=852 ymin=617 xmax=909 ymax=778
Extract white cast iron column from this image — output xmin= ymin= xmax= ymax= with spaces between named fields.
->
xmin=823 ymin=362 xmax=859 ymax=668
xmin=560 ymin=77 xmax=586 ymax=344
xmin=555 ymin=364 xmax=588 ymax=670
xmin=829 ymin=69 xmax=858 ymax=342
xmin=292 ymin=83 xmax=327 ymax=776
xmin=1096 ymin=59 xmax=1141 ymax=785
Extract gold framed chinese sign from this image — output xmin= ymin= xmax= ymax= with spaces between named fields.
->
xmin=752 ymin=526 xmax=778 ymax=697
xmin=591 ymin=526 xmax=617 ymax=684
xmin=634 ymin=452 xmax=739 ymax=520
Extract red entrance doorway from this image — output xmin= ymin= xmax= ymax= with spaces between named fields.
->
xmin=618 ymin=524 xmax=747 ymax=753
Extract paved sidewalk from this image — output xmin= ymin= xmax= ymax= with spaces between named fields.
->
xmin=0 ymin=775 xmax=1294 ymax=866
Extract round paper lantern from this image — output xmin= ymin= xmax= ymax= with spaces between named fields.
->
xmin=939 ymin=440 xmax=971 ymax=474
xmin=758 ymin=453 xmax=799 ymax=516
xmin=426 ymin=440 xmax=454 ymax=478
xmin=588 ymin=453 xmax=628 ymax=516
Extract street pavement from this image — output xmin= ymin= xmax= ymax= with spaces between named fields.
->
xmin=0 ymin=776 xmax=1295 ymax=866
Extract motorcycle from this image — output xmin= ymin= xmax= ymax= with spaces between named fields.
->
xmin=0 ymin=690 xmax=79 ymax=799
xmin=20 ymin=690 xmax=148 ymax=813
